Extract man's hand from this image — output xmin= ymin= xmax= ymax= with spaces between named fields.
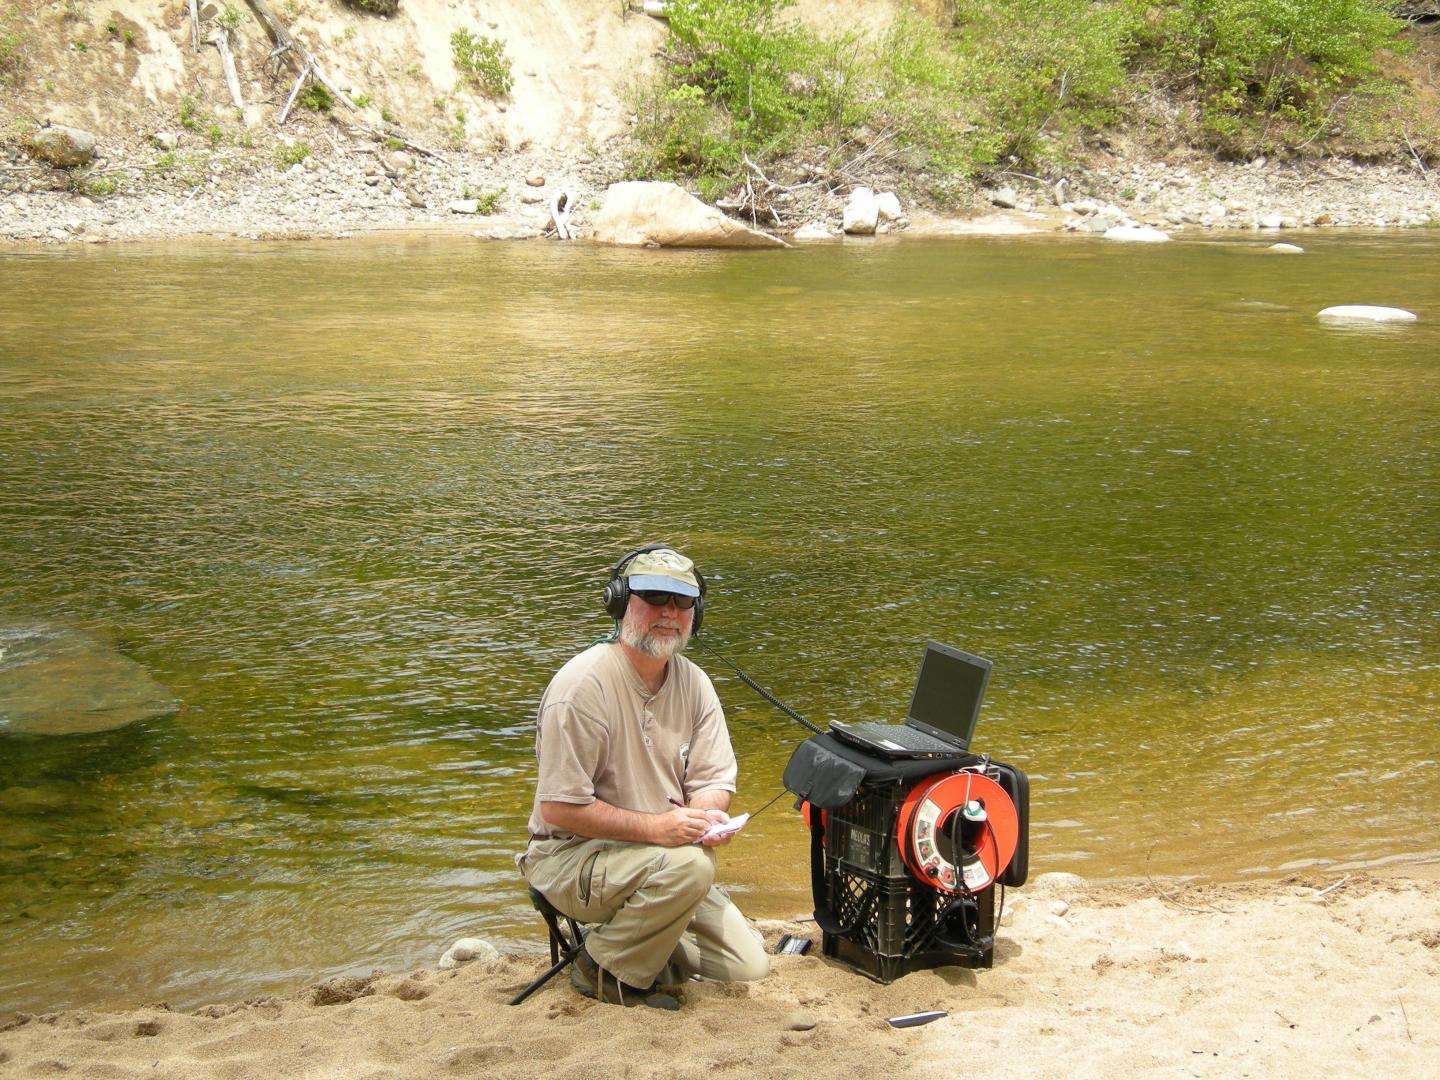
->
xmin=699 ymin=807 xmax=733 ymax=848
xmin=652 ymin=805 xmax=713 ymax=847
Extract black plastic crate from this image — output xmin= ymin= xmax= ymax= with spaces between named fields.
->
xmin=821 ymin=862 xmax=995 ymax=982
xmin=824 ymin=782 xmax=909 ymax=879
xmin=819 ymin=781 xmax=997 ymax=983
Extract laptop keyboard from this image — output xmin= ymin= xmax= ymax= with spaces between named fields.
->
xmin=843 ymin=722 xmax=956 ymax=751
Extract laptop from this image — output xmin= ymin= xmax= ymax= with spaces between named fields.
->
xmin=828 ymin=641 xmax=992 ymax=759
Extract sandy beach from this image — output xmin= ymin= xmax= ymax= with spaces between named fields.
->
xmin=3 ymin=869 xmax=1437 ymax=1079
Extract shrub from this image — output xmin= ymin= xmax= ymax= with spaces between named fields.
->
xmin=1132 ymin=0 xmax=1405 ymax=152
xmin=343 ymin=0 xmax=399 ymax=14
xmin=275 ymin=141 xmax=311 ymax=167
xmin=451 ymin=28 xmax=512 ymax=97
xmin=299 ymin=82 xmax=333 ymax=112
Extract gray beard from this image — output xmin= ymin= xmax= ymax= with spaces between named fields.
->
xmin=619 ymin=620 xmax=690 ymax=661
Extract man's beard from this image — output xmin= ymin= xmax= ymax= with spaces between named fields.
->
xmin=619 ymin=612 xmax=691 ymax=660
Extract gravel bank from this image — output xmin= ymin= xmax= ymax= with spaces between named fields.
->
xmin=3 ymin=133 xmax=1439 ymax=246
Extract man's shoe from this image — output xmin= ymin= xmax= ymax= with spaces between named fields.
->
xmin=570 ymin=946 xmax=681 ymax=1011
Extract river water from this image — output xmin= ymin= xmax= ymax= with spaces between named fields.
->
xmin=1 ymin=232 xmax=1436 ymax=1014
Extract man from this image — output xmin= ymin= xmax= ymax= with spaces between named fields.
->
xmin=517 ymin=545 xmax=769 ymax=1010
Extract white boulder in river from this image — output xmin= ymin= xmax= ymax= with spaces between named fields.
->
xmin=1317 ymin=305 xmax=1417 ymax=323
xmin=0 ymin=623 xmax=177 ymax=735
xmin=591 ymin=181 xmax=787 ymax=249
xmin=1104 ymin=225 xmax=1171 ymax=243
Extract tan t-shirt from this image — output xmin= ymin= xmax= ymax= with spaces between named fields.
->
xmin=525 ymin=643 xmax=737 ymax=837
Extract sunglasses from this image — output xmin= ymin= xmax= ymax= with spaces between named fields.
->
xmin=634 ymin=590 xmax=698 ymax=610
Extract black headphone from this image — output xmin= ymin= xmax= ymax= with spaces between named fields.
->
xmin=603 ymin=543 xmax=706 ymax=636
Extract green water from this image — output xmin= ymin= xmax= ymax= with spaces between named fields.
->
xmin=1 ymin=233 xmax=1436 ymax=1014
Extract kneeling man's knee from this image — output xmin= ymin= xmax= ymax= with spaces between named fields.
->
xmin=658 ymin=844 xmax=716 ymax=900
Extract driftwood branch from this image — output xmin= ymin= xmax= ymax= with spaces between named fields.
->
xmin=346 ymin=124 xmax=449 ymax=163
xmin=189 ymin=0 xmax=201 ymax=51
xmin=550 ymin=189 xmax=575 ymax=239
xmin=278 ymin=61 xmax=312 ymax=126
xmin=244 ymin=0 xmax=357 ymax=119
xmin=211 ymin=30 xmax=245 ymax=109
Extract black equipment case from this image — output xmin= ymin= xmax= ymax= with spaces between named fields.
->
xmin=783 ymin=733 xmax=1029 ymax=983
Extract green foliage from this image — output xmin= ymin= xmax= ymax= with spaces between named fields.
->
xmin=948 ymin=0 xmax=1140 ymax=167
xmin=123 ymin=29 xmax=134 ymax=46
xmin=179 ymin=95 xmax=200 ymax=131
xmin=82 ymin=173 xmax=118 ymax=197
xmin=218 ymin=5 xmax=243 ymax=31
xmin=299 ymin=82 xmax=333 ymax=112
xmin=1131 ymin=0 xmax=1404 ymax=153
xmin=451 ymin=28 xmax=512 ymax=97
xmin=379 ymin=103 xmax=396 ymax=124
xmin=470 ymin=188 xmax=503 ymax=214
xmin=275 ymin=141 xmax=311 ymax=168
xmin=342 ymin=0 xmax=400 ymax=14
xmin=625 ymin=0 xmax=1417 ymax=196
xmin=208 ymin=122 xmax=223 ymax=146
xmin=105 ymin=20 xmax=118 ymax=35
xmin=353 ymin=93 xmax=372 ymax=108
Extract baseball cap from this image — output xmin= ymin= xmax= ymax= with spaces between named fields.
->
xmin=624 ymin=548 xmax=701 ymax=597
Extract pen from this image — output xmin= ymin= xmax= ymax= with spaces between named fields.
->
xmin=668 ymin=797 xmax=686 ymax=808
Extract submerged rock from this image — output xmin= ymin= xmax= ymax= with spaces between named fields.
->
xmin=0 ymin=623 xmax=177 ymax=736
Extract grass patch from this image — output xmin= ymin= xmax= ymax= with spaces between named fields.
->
xmin=451 ymin=28 xmax=513 ymax=97
xmin=0 ymin=6 xmax=25 ymax=85
xmin=275 ymin=141 xmax=311 ymax=168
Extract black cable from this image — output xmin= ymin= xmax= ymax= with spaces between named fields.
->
xmin=744 ymin=787 xmax=791 ymax=822
xmin=691 ymin=638 xmax=823 ymax=735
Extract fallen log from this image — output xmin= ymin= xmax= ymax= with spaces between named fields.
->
xmin=211 ymin=30 xmax=245 ymax=109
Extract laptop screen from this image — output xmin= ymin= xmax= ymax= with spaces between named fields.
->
xmin=906 ymin=641 xmax=992 ymax=748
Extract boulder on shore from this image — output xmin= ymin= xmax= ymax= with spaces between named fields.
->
xmin=792 ymin=222 xmax=836 ymax=242
xmin=842 ymin=187 xmax=879 ymax=235
xmin=591 ymin=182 xmax=786 ymax=249
xmin=24 ymin=126 xmax=96 ymax=168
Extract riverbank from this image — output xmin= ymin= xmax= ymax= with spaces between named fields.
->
xmin=4 ymin=133 xmax=1439 ymax=246
xmin=2 ymin=870 xmax=1437 ymax=1079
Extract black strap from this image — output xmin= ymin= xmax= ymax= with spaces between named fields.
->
xmin=808 ymin=809 xmax=873 ymax=936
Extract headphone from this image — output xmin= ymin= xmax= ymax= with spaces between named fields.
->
xmin=602 ymin=543 xmax=706 ymax=636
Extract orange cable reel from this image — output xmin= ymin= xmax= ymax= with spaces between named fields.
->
xmin=896 ymin=770 xmax=1019 ymax=894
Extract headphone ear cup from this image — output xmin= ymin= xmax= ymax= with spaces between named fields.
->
xmin=603 ymin=576 xmax=630 ymax=621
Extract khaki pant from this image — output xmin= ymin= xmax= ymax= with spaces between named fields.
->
xmin=519 ymin=836 xmax=769 ymax=989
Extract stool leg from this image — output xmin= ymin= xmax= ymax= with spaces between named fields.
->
xmin=509 ymin=898 xmax=587 ymax=1006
